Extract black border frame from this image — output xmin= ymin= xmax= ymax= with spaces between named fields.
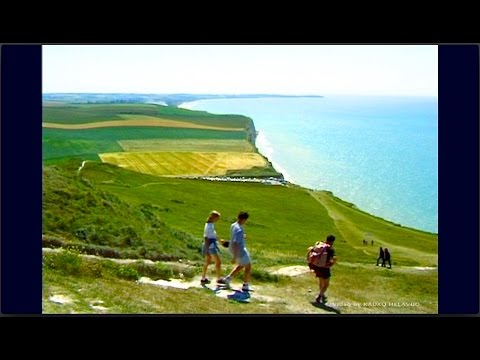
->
xmin=1 ymin=44 xmax=478 ymax=315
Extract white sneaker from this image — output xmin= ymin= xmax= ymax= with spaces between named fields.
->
xmin=217 ymin=277 xmax=231 ymax=288
xmin=242 ymin=283 xmax=252 ymax=292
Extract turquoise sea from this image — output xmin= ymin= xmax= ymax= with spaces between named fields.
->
xmin=182 ymin=96 xmax=438 ymax=233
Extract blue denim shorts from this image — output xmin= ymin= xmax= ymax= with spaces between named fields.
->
xmin=202 ymin=239 xmax=219 ymax=256
xmin=233 ymin=249 xmax=251 ymax=266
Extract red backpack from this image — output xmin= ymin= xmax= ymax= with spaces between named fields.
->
xmin=307 ymin=241 xmax=331 ymax=268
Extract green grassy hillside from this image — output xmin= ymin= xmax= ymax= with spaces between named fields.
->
xmin=43 ymin=159 xmax=437 ymax=314
xmin=42 ymin=162 xmax=202 ymax=261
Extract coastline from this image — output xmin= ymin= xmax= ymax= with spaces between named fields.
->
xmin=254 ymin=130 xmax=292 ymax=182
xmin=178 ymin=100 xmax=438 ymax=235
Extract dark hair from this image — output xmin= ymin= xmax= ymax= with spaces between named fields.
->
xmin=238 ymin=211 xmax=249 ymax=220
xmin=326 ymin=234 xmax=336 ymax=242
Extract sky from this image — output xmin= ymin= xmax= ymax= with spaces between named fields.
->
xmin=43 ymin=45 xmax=438 ymax=96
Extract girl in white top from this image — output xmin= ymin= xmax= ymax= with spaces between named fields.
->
xmin=200 ymin=210 xmax=224 ymax=284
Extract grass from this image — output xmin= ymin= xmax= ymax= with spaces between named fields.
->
xmin=42 ymin=136 xmax=123 ymax=160
xmin=225 ymin=165 xmax=282 ymax=178
xmin=42 ymin=127 xmax=247 ymax=161
xmin=42 ymin=103 xmax=258 ymax=163
xmin=43 ymin=267 xmax=295 ymax=314
xmin=42 ymin=162 xmax=204 ymax=262
xmin=43 ymin=249 xmax=196 ymax=281
xmin=311 ymin=191 xmax=437 ymax=267
xmin=118 ymin=139 xmax=256 ymax=152
xmin=43 ymin=103 xmax=253 ymax=129
xmin=70 ymin=160 xmax=436 ymax=269
xmin=42 ymin=248 xmax=437 ymax=314
xmin=80 ymin=162 xmax=336 ymax=264
xmin=43 ymin=127 xmax=246 ymax=142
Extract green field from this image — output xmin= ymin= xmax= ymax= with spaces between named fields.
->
xmin=43 ymin=103 xmax=253 ymax=129
xmin=42 ymin=103 xmax=255 ymax=163
xmin=42 ymin=160 xmax=437 ymax=314
xmin=43 ymin=127 xmax=247 ymax=161
xmin=99 ymin=151 xmax=270 ymax=177
xmin=118 ymin=139 xmax=255 ymax=152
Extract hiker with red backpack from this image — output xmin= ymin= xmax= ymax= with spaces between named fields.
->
xmin=307 ymin=234 xmax=337 ymax=304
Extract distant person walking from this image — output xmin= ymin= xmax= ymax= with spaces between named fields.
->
xmin=200 ymin=210 xmax=224 ymax=285
xmin=217 ymin=211 xmax=252 ymax=292
xmin=376 ymin=247 xmax=384 ymax=266
xmin=383 ymin=248 xmax=391 ymax=269
xmin=308 ymin=234 xmax=337 ymax=304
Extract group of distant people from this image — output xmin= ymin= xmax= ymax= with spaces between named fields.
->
xmin=362 ymin=239 xmax=374 ymax=246
xmin=376 ymin=247 xmax=391 ymax=269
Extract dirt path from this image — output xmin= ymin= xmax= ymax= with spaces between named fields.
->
xmin=42 ymin=247 xmax=194 ymax=270
xmin=44 ymin=248 xmax=435 ymax=314
xmin=307 ymin=191 xmax=437 ymax=265
xmin=308 ymin=190 xmax=365 ymax=246
xmin=77 ymin=160 xmax=87 ymax=173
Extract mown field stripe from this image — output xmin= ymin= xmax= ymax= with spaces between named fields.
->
xmin=43 ymin=119 xmax=244 ymax=132
xmin=98 ymin=151 xmax=269 ymax=177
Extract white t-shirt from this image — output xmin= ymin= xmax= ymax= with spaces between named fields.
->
xmin=204 ymin=222 xmax=217 ymax=239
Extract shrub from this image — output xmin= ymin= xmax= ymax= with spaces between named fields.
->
xmin=42 ymin=235 xmax=65 ymax=248
xmin=75 ymin=228 xmax=88 ymax=240
xmin=45 ymin=249 xmax=82 ymax=275
xmin=153 ymin=263 xmax=174 ymax=279
xmin=116 ymin=266 xmax=140 ymax=281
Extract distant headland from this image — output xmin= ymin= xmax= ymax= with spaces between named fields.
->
xmin=42 ymin=93 xmax=324 ymax=107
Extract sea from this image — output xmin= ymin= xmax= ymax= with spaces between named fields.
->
xmin=180 ymin=95 xmax=438 ymax=233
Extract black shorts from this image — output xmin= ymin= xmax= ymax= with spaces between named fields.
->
xmin=308 ymin=263 xmax=332 ymax=279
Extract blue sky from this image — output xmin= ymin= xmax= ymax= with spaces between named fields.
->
xmin=43 ymin=45 xmax=438 ymax=96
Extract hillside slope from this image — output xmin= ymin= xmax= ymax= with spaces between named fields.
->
xmin=43 ymin=160 xmax=437 ymax=314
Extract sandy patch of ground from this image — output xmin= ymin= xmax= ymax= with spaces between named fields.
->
xmin=412 ymin=266 xmax=437 ymax=271
xmin=81 ymin=255 xmax=156 ymax=266
xmin=77 ymin=160 xmax=87 ymax=172
xmin=89 ymin=300 xmax=109 ymax=312
xmin=138 ymin=276 xmax=267 ymax=303
xmin=49 ymin=294 xmax=74 ymax=305
xmin=90 ymin=305 xmax=109 ymax=312
xmin=270 ymin=265 xmax=310 ymax=277
xmin=138 ymin=277 xmax=193 ymax=290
